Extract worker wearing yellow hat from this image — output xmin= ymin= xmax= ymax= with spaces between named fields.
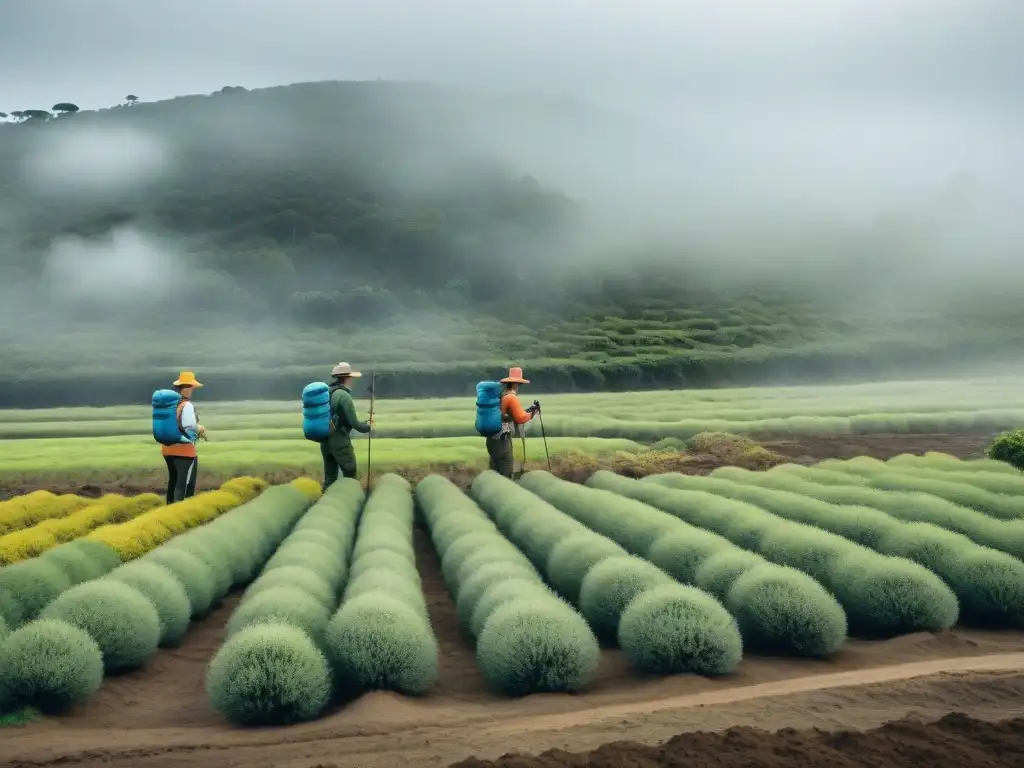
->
xmin=161 ymin=371 xmax=207 ymax=503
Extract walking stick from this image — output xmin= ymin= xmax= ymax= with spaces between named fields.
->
xmin=536 ymin=404 xmax=552 ymax=472
xmin=366 ymin=372 xmax=377 ymax=493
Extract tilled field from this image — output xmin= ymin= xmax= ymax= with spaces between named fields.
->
xmin=3 ymin=526 xmax=1024 ymax=768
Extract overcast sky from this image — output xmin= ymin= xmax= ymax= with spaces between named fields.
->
xmin=1 ymin=0 xmax=1021 ymax=115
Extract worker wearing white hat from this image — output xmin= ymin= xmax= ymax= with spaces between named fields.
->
xmin=321 ymin=362 xmax=374 ymax=487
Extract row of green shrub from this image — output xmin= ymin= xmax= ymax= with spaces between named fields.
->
xmin=329 ymin=474 xmax=438 ymax=697
xmin=521 ymin=471 xmax=846 ymax=658
xmin=649 ymin=473 xmax=1024 ymax=628
xmin=0 ymin=477 xmax=277 ymax=631
xmin=416 ymin=474 xmax=600 ymax=695
xmin=206 ymin=478 xmax=365 ymax=725
xmin=474 ymin=471 xmax=744 ymax=675
xmin=716 ymin=466 xmax=1024 ymax=561
xmin=814 ymin=457 xmax=1024 ymax=520
xmin=0 ymin=482 xmax=316 ymax=715
xmin=885 ymin=454 xmax=1024 ymax=497
xmin=592 ymin=472 xmax=959 ymax=636
xmin=888 ymin=452 xmax=1020 ymax=476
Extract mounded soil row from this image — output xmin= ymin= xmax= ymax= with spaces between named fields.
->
xmin=452 ymin=711 xmax=1024 ymax=768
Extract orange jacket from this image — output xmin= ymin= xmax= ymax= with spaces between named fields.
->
xmin=501 ymin=393 xmax=532 ymax=426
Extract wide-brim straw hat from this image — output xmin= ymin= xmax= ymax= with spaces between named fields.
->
xmin=500 ymin=367 xmax=530 ymax=384
xmin=173 ymin=371 xmax=203 ymax=388
xmin=331 ymin=362 xmax=362 ymax=378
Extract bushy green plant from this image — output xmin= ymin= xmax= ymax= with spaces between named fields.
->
xmin=655 ymin=473 xmax=1024 ymax=628
xmin=713 ymin=465 xmax=1024 ymax=561
xmin=265 ymin=542 xmax=346 ymax=584
xmin=417 ymin=474 xmax=602 ymax=695
xmin=470 ymin=579 xmax=558 ymax=639
xmin=829 ymin=553 xmax=959 ymax=634
xmin=203 ymin=478 xmax=363 ymax=725
xmin=724 ymin=565 xmax=847 ymax=656
xmin=578 ymin=556 xmax=672 ymax=640
xmin=206 ymin=621 xmax=332 ymax=725
xmin=243 ymin=566 xmax=335 ymax=610
xmin=693 ymin=550 xmax=765 ymax=599
xmin=0 ymin=559 xmax=72 ymax=627
xmin=325 ymin=594 xmax=438 ymax=695
xmin=41 ymin=580 xmax=161 ymax=670
xmin=40 ymin=540 xmax=120 ymax=583
xmin=105 ymin=561 xmax=192 ymax=646
xmin=142 ymin=548 xmax=217 ymax=618
xmin=0 ymin=619 xmax=103 ymax=712
xmin=347 ymin=549 xmax=421 ymax=584
xmin=987 ymin=428 xmax=1024 ymax=472
xmin=816 ymin=457 xmax=1024 ymax=520
xmin=544 ymin=533 xmax=627 ymax=603
xmin=593 ymin=471 xmax=959 ymax=637
xmin=645 ymin=530 xmax=730 ymax=584
xmin=344 ymin=568 xmax=428 ymax=619
xmin=476 ymin=598 xmax=599 ymax=696
xmin=227 ymin=586 xmax=332 ymax=645
xmin=455 ymin=561 xmax=541 ymax=630
xmin=618 ymin=583 xmax=743 ymax=674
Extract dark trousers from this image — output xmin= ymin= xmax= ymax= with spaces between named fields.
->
xmin=164 ymin=456 xmax=198 ymax=504
xmin=486 ymin=434 xmax=515 ymax=478
xmin=321 ymin=441 xmax=358 ymax=489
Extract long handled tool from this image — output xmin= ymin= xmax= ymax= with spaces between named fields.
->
xmin=536 ymin=403 xmax=551 ymax=471
xmin=365 ymin=372 xmax=377 ymax=493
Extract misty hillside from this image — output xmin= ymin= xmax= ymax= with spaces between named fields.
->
xmin=0 ymin=80 xmax=1022 ymax=406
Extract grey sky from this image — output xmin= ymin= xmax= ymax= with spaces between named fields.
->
xmin=1 ymin=0 xmax=1021 ymax=113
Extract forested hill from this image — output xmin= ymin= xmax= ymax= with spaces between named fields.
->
xmin=0 ymin=81 xmax=1021 ymax=406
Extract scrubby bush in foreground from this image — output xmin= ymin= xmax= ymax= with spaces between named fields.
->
xmin=0 ymin=619 xmax=103 ymax=712
xmin=141 ymin=480 xmax=318 ymax=619
xmin=591 ymin=471 xmax=958 ymax=637
xmin=206 ymin=479 xmax=362 ymax=725
xmin=206 ymin=621 xmax=332 ymax=726
xmin=475 ymin=471 xmax=744 ymax=673
xmin=104 ymin=561 xmax=192 ymax=647
xmin=649 ymin=472 xmax=1024 ymax=628
xmin=416 ymin=474 xmax=599 ymax=695
xmin=525 ymin=471 xmax=845 ymax=658
xmin=713 ymin=465 xmax=1024 ymax=562
xmin=41 ymin=580 xmax=161 ymax=671
xmin=325 ymin=475 xmax=438 ymax=696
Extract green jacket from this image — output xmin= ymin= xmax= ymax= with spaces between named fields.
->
xmin=326 ymin=384 xmax=371 ymax=449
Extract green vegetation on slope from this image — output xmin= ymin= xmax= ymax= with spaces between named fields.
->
xmin=2 ymin=82 xmax=1024 ymax=405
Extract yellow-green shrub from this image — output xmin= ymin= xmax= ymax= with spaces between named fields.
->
xmin=290 ymin=477 xmax=323 ymax=502
xmin=0 ymin=494 xmax=163 ymax=566
xmin=219 ymin=477 xmax=269 ymax=503
xmin=0 ymin=492 xmax=95 ymax=535
xmin=85 ymin=490 xmax=243 ymax=560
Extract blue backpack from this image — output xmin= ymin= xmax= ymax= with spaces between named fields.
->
xmin=475 ymin=381 xmax=503 ymax=437
xmin=152 ymin=389 xmax=186 ymax=446
xmin=302 ymin=382 xmax=333 ymax=441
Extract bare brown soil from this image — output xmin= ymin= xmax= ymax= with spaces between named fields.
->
xmin=3 ymin=515 xmax=1024 ymax=768
xmin=0 ymin=431 xmax=998 ymax=500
